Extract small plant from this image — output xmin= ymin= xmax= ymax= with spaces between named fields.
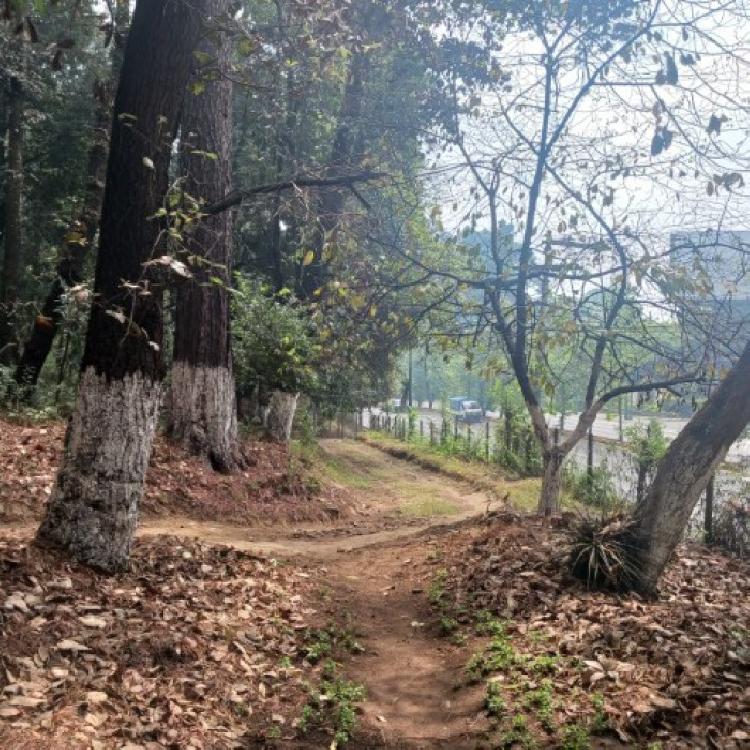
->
xmin=566 ymin=512 xmax=640 ymax=590
xmin=475 ymin=611 xmax=507 ymax=637
xmin=529 ymin=654 xmax=558 ymax=675
xmin=298 ymin=662 xmax=366 ymax=746
xmin=484 ymin=680 xmax=505 ymax=718
xmin=265 ymin=724 xmax=282 ymax=740
xmin=466 ymin=635 xmax=518 ymax=681
xmin=427 ymin=568 xmax=448 ymax=606
xmin=590 ymin=692 xmax=609 ymax=733
xmin=499 ymin=713 xmax=537 ymax=749
xmin=560 ymin=721 xmax=590 ymax=750
xmin=524 ymin=679 xmax=554 ymax=732
xmin=303 ymin=624 xmax=363 ymax=664
xmin=439 ymin=616 xmax=459 ymax=636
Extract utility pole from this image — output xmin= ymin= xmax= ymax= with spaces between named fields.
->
xmin=408 ymin=346 xmax=413 ymax=407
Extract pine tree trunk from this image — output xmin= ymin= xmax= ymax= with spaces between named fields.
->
xmin=300 ymin=52 xmax=366 ymax=298
xmin=265 ymin=390 xmax=299 ymax=443
xmin=168 ymin=0 xmax=241 ymax=472
xmin=631 ymin=341 xmax=750 ymax=593
xmin=15 ymin=83 xmax=111 ymax=386
xmin=36 ymin=0 xmax=205 ymax=573
xmin=14 ymin=7 xmax=129 ymax=389
xmin=538 ymin=448 xmax=564 ymax=516
xmin=0 ymin=77 xmax=24 ymax=365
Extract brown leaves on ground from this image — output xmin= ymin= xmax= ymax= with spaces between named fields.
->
xmin=0 ymin=535 xmax=322 ymax=749
xmin=434 ymin=518 xmax=750 ymax=748
xmin=0 ymin=417 xmax=349 ymax=526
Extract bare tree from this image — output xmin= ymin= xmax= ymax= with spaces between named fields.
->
xmin=411 ymin=0 xmax=750 ymax=514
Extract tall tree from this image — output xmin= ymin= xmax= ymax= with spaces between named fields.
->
xmin=14 ymin=3 xmax=130 ymax=389
xmin=407 ymin=0 xmax=750 ymax=515
xmin=36 ymin=0 xmax=205 ymax=573
xmin=631 ymin=340 xmax=750 ymax=592
xmin=167 ymin=0 xmax=241 ymax=471
xmin=0 ymin=74 xmax=23 ymax=364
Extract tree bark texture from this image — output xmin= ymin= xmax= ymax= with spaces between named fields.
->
xmin=265 ymin=389 xmax=299 ymax=443
xmin=632 ymin=340 xmax=750 ymax=593
xmin=538 ymin=448 xmax=564 ymax=516
xmin=300 ymin=51 xmax=366 ymax=298
xmin=15 ymin=6 xmax=130 ymax=388
xmin=168 ymin=0 xmax=240 ymax=472
xmin=36 ymin=0 xmax=206 ymax=572
xmin=0 ymin=77 xmax=24 ymax=365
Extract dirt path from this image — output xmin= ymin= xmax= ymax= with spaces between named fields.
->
xmin=142 ymin=439 xmax=494 ymax=748
xmin=6 ymin=440 xmax=494 ymax=748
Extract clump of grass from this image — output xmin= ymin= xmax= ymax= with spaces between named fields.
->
xmin=466 ymin=634 xmax=518 ymax=681
xmin=566 ymin=512 xmax=641 ymax=590
xmin=303 ymin=624 xmax=364 ymax=664
xmin=524 ymin=679 xmax=555 ymax=732
xmin=298 ymin=661 xmax=366 ymax=746
xmin=528 ymin=653 xmax=558 ymax=675
xmin=500 ymin=713 xmax=537 ymax=749
xmin=427 ymin=568 xmax=448 ymax=606
xmin=485 ymin=680 xmax=506 ymax=718
xmin=560 ymin=721 xmax=590 ymax=750
xmin=474 ymin=611 xmax=508 ymax=638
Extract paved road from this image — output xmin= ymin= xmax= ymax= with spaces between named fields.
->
xmin=370 ymin=405 xmax=750 ymax=464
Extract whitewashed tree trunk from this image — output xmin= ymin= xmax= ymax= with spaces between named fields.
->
xmin=265 ymin=390 xmax=298 ymax=443
xmin=170 ymin=0 xmax=239 ymax=470
xmin=35 ymin=0 xmax=205 ymax=572
xmin=36 ymin=369 xmax=162 ymax=572
xmin=167 ymin=362 xmax=240 ymax=471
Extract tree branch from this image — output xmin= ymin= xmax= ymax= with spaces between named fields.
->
xmin=204 ymin=170 xmax=388 ymax=215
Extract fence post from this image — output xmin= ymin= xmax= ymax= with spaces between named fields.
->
xmin=587 ymin=427 xmax=594 ymax=479
xmin=454 ymin=416 xmax=459 ymax=440
xmin=504 ymin=409 xmax=512 ymax=450
xmin=467 ymin=424 xmax=472 ymax=449
xmin=485 ymin=421 xmax=490 ymax=462
xmin=430 ymin=421 xmax=435 ymax=445
xmin=420 ymin=420 xmax=424 ymax=438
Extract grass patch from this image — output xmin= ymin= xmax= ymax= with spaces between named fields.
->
xmin=360 ymin=433 xmax=545 ymax=512
xmin=298 ymin=661 xmax=366 ymax=746
xmin=399 ymin=495 xmax=459 ymax=517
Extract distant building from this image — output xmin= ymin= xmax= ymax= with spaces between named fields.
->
xmin=670 ymin=229 xmax=750 ymax=362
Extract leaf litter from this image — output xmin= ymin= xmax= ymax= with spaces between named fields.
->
xmin=0 ymin=535 xmax=327 ymax=748
xmin=427 ymin=515 xmax=750 ymax=748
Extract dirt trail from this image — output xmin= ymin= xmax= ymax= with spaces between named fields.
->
xmin=7 ymin=440 xmax=493 ymax=748
xmin=142 ymin=439 xmax=494 ymax=748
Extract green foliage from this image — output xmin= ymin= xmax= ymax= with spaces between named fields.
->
xmin=232 ymin=275 xmax=318 ymax=396
xmin=298 ymin=662 xmax=366 ymax=746
xmin=626 ymin=420 xmax=668 ymax=472
xmin=566 ymin=513 xmax=640 ymax=590
xmin=524 ymin=679 xmax=555 ymax=732
xmin=303 ymin=624 xmax=364 ymax=665
xmin=466 ymin=634 xmax=518 ymax=682
xmin=560 ymin=722 xmax=591 ymax=750
xmin=565 ymin=465 xmax=619 ymax=510
xmin=484 ymin=680 xmax=505 ymax=719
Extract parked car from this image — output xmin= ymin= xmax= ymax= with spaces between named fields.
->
xmin=449 ymin=397 xmax=484 ymax=423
